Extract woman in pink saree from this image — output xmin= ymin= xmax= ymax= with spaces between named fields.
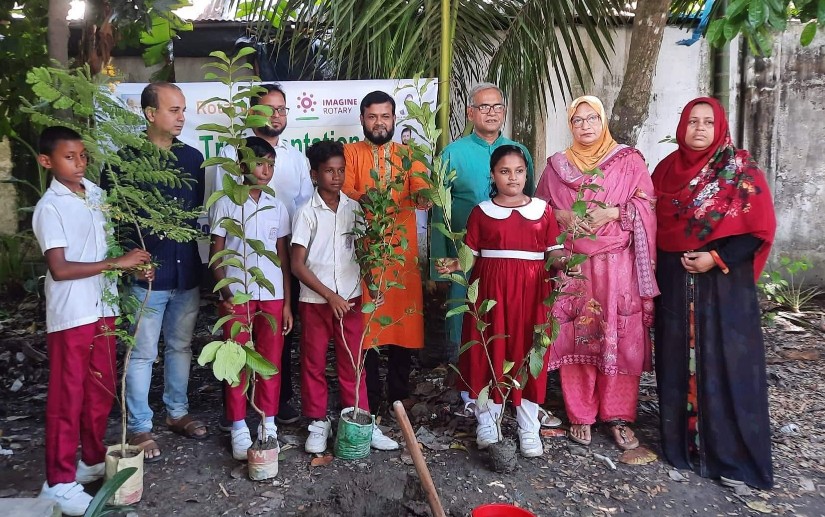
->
xmin=535 ymin=96 xmax=658 ymax=450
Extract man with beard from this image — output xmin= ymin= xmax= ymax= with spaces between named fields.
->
xmin=343 ymin=91 xmax=431 ymax=418
xmin=430 ymin=83 xmax=560 ymax=427
xmin=214 ymin=84 xmax=313 ymax=425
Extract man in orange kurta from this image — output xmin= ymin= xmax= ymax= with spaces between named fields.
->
xmin=343 ymin=90 xmax=430 ymax=413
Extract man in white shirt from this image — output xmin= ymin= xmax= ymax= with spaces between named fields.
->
xmin=214 ymin=84 xmax=312 ymax=425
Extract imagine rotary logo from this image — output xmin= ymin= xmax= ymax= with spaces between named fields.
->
xmin=296 ymin=92 xmax=317 ymax=113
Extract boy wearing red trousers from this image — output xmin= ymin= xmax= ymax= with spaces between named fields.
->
xmin=290 ymin=140 xmax=397 ymax=453
xmin=34 ymin=126 xmax=151 ymax=515
xmin=209 ymin=136 xmax=293 ymax=461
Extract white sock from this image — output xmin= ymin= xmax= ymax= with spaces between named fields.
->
xmin=264 ymin=416 xmax=275 ymax=425
xmin=231 ymin=419 xmax=246 ymax=431
xmin=516 ymin=399 xmax=540 ymax=433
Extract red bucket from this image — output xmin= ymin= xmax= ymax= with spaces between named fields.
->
xmin=472 ymin=503 xmax=536 ymax=517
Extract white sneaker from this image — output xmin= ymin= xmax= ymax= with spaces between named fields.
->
xmin=38 ymin=481 xmax=93 ymax=516
xmin=305 ymin=419 xmax=331 ymax=454
xmin=518 ymin=428 xmax=543 ymax=458
xmin=370 ymin=426 xmax=399 ymax=451
xmin=476 ymin=423 xmax=500 ymax=450
xmin=257 ymin=421 xmax=278 ymax=443
xmin=230 ymin=426 xmax=253 ymax=461
xmin=75 ymin=460 xmax=105 ymax=484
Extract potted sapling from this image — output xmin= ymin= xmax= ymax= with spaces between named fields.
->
xmin=196 ymin=49 xmax=282 ymax=480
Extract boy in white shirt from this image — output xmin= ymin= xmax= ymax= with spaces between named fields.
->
xmin=290 ymin=140 xmax=398 ymax=453
xmin=209 ymin=136 xmax=292 ymax=461
xmin=33 ymin=126 xmax=150 ymax=516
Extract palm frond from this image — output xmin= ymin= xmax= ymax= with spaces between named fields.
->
xmin=233 ymin=0 xmax=624 ymax=138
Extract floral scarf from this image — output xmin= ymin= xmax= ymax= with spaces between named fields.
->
xmin=652 ymin=97 xmax=776 ymax=279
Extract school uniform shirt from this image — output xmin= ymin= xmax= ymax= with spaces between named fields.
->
xmin=291 ymin=189 xmax=362 ymax=304
xmin=33 ymin=178 xmax=119 ymax=333
xmin=214 ymin=139 xmax=313 ymax=221
xmin=210 ymin=191 xmax=291 ymax=301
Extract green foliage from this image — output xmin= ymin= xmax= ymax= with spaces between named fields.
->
xmin=83 ymin=466 xmax=137 ymax=517
xmin=194 ymin=50 xmax=280 ymax=427
xmin=0 ymin=0 xmax=48 ymax=138
xmin=758 ymin=256 xmax=823 ymax=314
xmin=699 ymin=0 xmax=823 ymax=55
xmin=0 ymin=232 xmax=40 ymax=296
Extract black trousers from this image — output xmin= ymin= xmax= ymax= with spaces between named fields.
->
xmin=365 ymin=345 xmax=411 ymax=413
xmin=278 ymin=275 xmax=300 ymax=407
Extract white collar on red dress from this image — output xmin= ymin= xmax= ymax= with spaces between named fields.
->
xmin=478 ymin=198 xmax=546 ymax=220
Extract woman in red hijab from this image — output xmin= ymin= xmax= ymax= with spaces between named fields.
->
xmin=653 ymin=97 xmax=775 ymax=490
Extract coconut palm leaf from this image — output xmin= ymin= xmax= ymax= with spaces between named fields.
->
xmin=234 ymin=0 xmax=623 ymax=136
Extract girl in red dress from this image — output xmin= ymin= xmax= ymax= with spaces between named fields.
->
xmin=437 ymin=145 xmax=568 ymax=458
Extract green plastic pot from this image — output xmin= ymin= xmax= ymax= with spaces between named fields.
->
xmin=333 ymin=407 xmax=373 ymax=460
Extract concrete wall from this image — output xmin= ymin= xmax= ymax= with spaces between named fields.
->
xmin=112 ymin=56 xmax=215 ymax=83
xmin=0 ymin=139 xmax=18 ymax=235
xmin=742 ymin=22 xmax=825 ymax=281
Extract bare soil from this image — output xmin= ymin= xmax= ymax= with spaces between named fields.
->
xmin=1 ymin=290 xmax=824 ymax=516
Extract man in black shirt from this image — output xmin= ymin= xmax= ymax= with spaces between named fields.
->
xmin=122 ymin=82 xmax=207 ymax=462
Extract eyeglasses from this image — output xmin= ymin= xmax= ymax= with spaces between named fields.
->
xmin=471 ymin=103 xmax=506 ymax=114
xmin=571 ymin=114 xmax=601 ymax=128
xmin=258 ymin=105 xmax=290 ymax=116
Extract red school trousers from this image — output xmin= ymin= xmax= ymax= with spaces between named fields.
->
xmin=222 ymin=300 xmax=284 ymax=421
xmin=300 ymin=298 xmax=369 ymax=419
xmin=46 ymin=317 xmax=117 ymax=485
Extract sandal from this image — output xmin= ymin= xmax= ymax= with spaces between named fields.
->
xmin=568 ymin=424 xmax=592 ymax=446
xmin=166 ymin=414 xmax=209 ymax=440
xmin=454 ymin=401 xmax=477 ymax=418
xmin=128 ymin=432 xmax=163 ymax=463
xmin=538 ymin=407 xmax=562 ymax=428
xmin=607 ymin=420 xmax=639 ymax=451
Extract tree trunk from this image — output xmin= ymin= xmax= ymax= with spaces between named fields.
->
xmin=47 ymin=0 xmax=70 ymax=65
xmin=609 ymin=0 xmax=670 ymax=146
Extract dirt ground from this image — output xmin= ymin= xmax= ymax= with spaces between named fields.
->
xmin=1 ymin=289 xmax=824 ymax=516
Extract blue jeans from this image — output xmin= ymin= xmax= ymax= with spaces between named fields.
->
xmin=126 ymin=286 xmax=200 ymax=434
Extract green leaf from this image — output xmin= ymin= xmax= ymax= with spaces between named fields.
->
xmin=197 ymin=340 xmax=224 ymax=365
xmin=571 ymin=200 xmax=587 ymax=218
xmin=459 ymin=340 xmax=481 ymax=355
xmin=377 ymin=315 xmax=393 ymax=326
xmin=528 ymin=348 xmax=546 ymax=379
xmin=476 ymin=385 xmax=490 ymax=409
xmin=83 ymin=467 xmax=137 ymax=517
xmin=502 ymin=360 xmax=515 ymax=374
xmin=245 ymin=347 xmax=278 ymax=377
xmin=445 ymin=304 xmax=470 ymax=318
xmin=458 ymin=243 xmax=475 ymax=273
xmin=748 ymin=1 xmax=768 ymax=28
xmin=362 ymin=302 xmax=377 ymax=314
xmin=213 ymin=342 xmax=246 ymax=386
xmin=211 ymin=314 xmax=235 ymax=335
xmin=801 ymin=21 xmax=818 ymax=46
xmin=232 ymin=292 xmax=253 ymax=305
xmin=467 ymin=279 xmax=479 ymax=304
xmin=478 ymin=299 xmax=497 ymax=316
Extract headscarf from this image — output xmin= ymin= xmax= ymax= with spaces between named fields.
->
xmin=652 ymin=97 xmax=776 ymax=279
xmin=564 ymin=96 xmax=618 ymax=173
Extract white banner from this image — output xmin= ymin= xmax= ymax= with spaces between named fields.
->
xmin=114 ymin=79 xmax=438 ymax=260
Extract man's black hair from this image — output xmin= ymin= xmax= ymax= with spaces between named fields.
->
xmin=38 ymin=126 xmax=83 ymax=156
xmin=306 ymin=140 xmax=345 ymax=171
xmin=250 ymin=84 xmax=287 ymax=107
xmin=359 ymin=91 xmax=395 ymax=116
xmin=140 ymin=82 xmax=182 ymax=114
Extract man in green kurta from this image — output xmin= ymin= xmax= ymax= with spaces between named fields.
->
xmin=431 ymin=83 xmax=534 ymax=365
